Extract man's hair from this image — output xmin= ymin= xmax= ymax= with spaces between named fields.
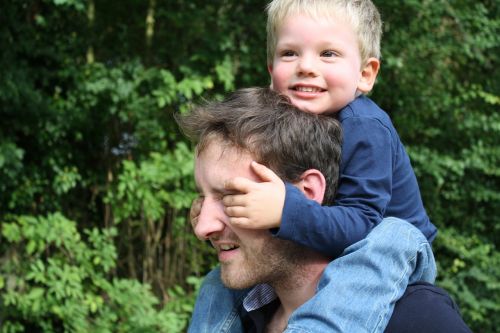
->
xmin=266 ymin=0 xmax=382 ymax=66
xmin=176 ymin=87 xmax=342 ymax=205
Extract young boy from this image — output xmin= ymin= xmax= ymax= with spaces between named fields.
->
xmin=189 ymin=0 xmax=438 ymax=332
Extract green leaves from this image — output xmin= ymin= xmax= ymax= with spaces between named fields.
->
xmin=107 ymin=142 xmax=196 ymax=223
xmin=51 ymin=0 xmax=86 ymax=11
xmin=0 ymin=213 xmax=196 ymax=332
xmin=435 ymin=227 xmax=500 ymax=331
xmin=374 ymin=2 xmax=500 ymax=330
xmin=0 ymin=0 xmax=498 ymax=332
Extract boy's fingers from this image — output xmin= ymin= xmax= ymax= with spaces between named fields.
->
xmin=189 ymin=197 xmax=204 ymax=230
xmin=229 ymin=216 xmax=251 ymax=227
xmin=190 ymin=215 xmax=199 ymax=229
xmin=229 ymin=216 xmax=270 ymax=229
xmin=224 ymin=176 xmax=255 ymax=192
xmin=191 ymin=196 xmax=203 ymax=207
xmin=251 ymin=161 xmax=281 ymax=183
xmin=222 ymin=194 xmax=246 ymax=207
xmin=224 ymin=205 xmax=247 ymax=218
xmin=190 ymin=197 xmax=203 ymax=219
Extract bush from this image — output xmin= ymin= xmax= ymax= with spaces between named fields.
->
xmin=0 ymin=213 xmax=199 ymax=332
xmin=0 ymin=0 xmax=498 ymax=332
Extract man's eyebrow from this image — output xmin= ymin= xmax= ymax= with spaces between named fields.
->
xmin=195 ymin=184 xmax=233 ymax=196
xmin=212 ymin=186 xmax=231 ymax=195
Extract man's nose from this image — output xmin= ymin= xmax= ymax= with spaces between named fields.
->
xmin=193 ymin=197 xmax=226 ymax=240
xmin=296 ymin=54 xmax=319 ymax=77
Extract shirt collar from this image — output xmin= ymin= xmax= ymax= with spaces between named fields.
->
xmin=243 ymin=283 xmax=277 ymax=312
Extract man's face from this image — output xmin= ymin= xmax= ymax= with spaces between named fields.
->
xmin=194 ymin=140 xmax=300 ymax=289
xmin=269 ymin=14 xmax=364 ymax=115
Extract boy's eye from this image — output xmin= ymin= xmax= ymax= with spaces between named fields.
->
xmin=280 ymin=50 xmax=296 ymax=58
xmin=321 ymin=50 xmax=338 ymax=58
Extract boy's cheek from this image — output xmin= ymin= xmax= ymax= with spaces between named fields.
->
xmin=269 ymin=75 xmax=287 ymax=95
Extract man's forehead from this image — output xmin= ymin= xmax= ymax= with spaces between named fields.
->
xmin=195 ymin=141 xmax=255 ymax=191
xmin=197 ymin=137 xmax=254 ymax=163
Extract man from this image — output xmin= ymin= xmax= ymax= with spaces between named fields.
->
xmin=178 ymin=87 xmax=471 ymax=333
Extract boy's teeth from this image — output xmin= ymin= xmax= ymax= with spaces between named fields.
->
xmin=220 ymin=244 xmax=236 ymax=251
xmin=296 ymin=86 xmax=320 ymax=92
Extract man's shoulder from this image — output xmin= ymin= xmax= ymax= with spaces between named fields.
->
xmin=385 ymin=282 xmax=472 ymax=333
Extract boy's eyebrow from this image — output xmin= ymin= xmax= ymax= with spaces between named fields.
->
xmin=277 ymin=39 xmax=342 ymax=47
xmin=275 ymin=41 xmax=296 ymax=47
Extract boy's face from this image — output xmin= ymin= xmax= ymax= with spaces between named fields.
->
xmin=269 ymin=14 xmax=365 ymax=115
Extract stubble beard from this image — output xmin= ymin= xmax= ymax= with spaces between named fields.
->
xmin=220 ymin=237 xmax=308 ymax=290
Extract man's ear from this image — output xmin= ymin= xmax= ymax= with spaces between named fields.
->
xmin=295 ymin=169 xmax=326 ymax=204
xmin=357 ymin=57 xmax=380 ymax=94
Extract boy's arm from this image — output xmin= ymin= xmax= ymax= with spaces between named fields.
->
xmin=285 ymin=218 xmax=437 ymax=333
xmin=275 ymin=116 xmax=393 ymax=258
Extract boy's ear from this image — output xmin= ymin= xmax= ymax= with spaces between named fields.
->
xmin=357 ymin=57 xmax=380 ymax=94
xmin=268 ymin=64 xmax=274 ymax=89
xmin=295 ymin=169 xmax=326 ymax=205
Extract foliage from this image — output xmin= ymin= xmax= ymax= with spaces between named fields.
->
xmin=435 ymin=227 xmax=500 ymax=333
xmin=374 ymin=1 xmax=500 ymax=331
xmin=0 ymin=213 xmax=198 ymax=333
xmin=0 ymin=0 xmax=498 ymax=332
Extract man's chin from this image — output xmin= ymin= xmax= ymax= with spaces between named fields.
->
xmin=220 ymin=267 xmax=256 ymax=290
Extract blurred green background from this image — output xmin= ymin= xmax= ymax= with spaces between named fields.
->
xmin=0 ymin=0 xmax=498 ymax=332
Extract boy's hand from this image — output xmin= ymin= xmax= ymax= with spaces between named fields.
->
xmin=223 ymin=161 xmax=285 ymax=229
xmin=190 ymin=197 xmax=203 ymax=230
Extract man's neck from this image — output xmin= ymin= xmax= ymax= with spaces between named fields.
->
xmin=268 ymin=257 xmax=330 ymax=331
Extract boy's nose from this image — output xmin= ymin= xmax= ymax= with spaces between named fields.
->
xmin=193 ymin=197 xmax=226 ymax=240
xmin=296 ymin=55 xmax=319 ymax=77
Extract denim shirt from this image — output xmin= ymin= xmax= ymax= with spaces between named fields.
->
xmin=188 ymin=266 xmax=248 ymax=333
xmin=188 ymin=218 xmax=439 ymax=333
xmin=189 ymin=274 xmax=472 ymax=333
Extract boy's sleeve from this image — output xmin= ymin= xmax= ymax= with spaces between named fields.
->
xmin=273 ymin=116 xmax=393 ymax=258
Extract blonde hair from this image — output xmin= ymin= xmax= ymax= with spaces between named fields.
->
xmin=266 ymin=0 xmax=382 ymax=66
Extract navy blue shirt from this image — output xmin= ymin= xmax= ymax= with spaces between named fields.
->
xmin=385 ymin=283 xmax=472 ymax=333
xmin=243 ymin=283 xmax=472 ymax=333
xmin=276 ymin=96 xmax=438 ymax=257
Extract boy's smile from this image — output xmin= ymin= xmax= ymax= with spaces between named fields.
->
xmin=269 ymin=14 xmax=366 ymax=115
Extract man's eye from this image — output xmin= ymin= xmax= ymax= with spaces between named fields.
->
xmin=213 ymin=194 xmax=224 ymax=201
xmin=321 ymin=50 xmax=338 ymax=57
